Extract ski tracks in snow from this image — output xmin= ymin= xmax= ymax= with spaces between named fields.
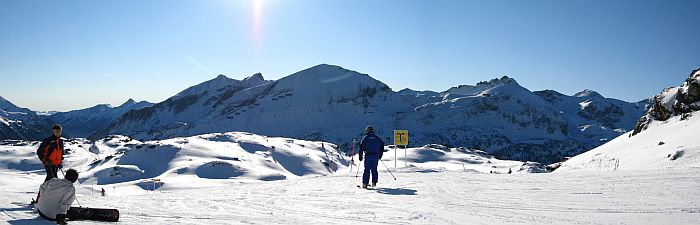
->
xmin=2 ymin=169 xmax=700 ymax=224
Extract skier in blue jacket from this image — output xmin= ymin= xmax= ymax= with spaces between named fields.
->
xmin=359 ymin=125 xmax=384 ymax=189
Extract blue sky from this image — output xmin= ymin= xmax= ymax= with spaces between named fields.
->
xmin=1 ymin=0 xmax=698 ymax=111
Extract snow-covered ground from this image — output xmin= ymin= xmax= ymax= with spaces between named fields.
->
xmin=1 ymin=132 xmax=699 ymax=224
xmin=558 ymin=111 xmax=700 ymax=172
xmin=2 ymin=168 xmax=699 ymax=224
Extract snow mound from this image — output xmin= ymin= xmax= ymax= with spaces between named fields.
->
xmin=195 ymin=161 xmax=246 ymax=179
xmin=557 ymin=110 xmax=700 ymax=172
xmin=91 ymin=165 xmax=145 ymax=184
xmin=0 ymin=130 xmax=541 ymax=196
xmin=382 ymin=145 xmax=524 ymax=174
xmin=1 ymin=132 xmax=354 ymax=193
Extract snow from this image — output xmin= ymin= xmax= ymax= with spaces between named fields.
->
xmin=2 ymin=167 xmax=699 ymax=224
xmin=33 ymin=111 xmax=59 ymax=116
xmin=83 ymin=65 xmax=648 ymax=164
xmin=658 ymin=87 xmax=681 ymax=112
xmin=0 ymin=117 xmax=8 ymax=126
xmin=442 ymin=76 xmax=518 ymax=96
xmin=574 ymin=89 xmax=604 ymax=99
xmin=49 ymin=99 xmax=154 ymax=137
xmin=558 ymin=110 xmax=700 ymax=172
xmin=2 ymin=132 xmax=699 ymax=224
xmin=0 ymin=96 xmax=56 ymax=140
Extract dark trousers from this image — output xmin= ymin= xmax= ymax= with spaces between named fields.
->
xmin=362 ymin=158 xmax=379 ymax=184
xmin=44 ymin=164 xmax=58 ymax=182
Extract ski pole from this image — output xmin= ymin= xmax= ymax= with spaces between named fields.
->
xmin=355 ymin=158 xmax=361 ymax=178
xmin=380 ymin=160 xmax=397 ymax=180
xmin=60 ymin=168 xmax=82 ymax=207
xmin=349 ymin=138 xmax=356 ymax=173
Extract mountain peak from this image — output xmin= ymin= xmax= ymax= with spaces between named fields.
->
xmin=444 ymin=75 xmax=523 ymax=96
xmin=243 ymin=72 xmax=264 ymax=83
xmin=174 ymin=74 xmax=237 ymax=98
xmin=284 ymin=64 xmax=368 ymax=83
xmin=0 ymin=95 xmax=20 ymax=110
xmin=311 ymin=63 xmax=344 ymax=70
xmin=272 ymin=64 xmax=391 ymax=102
xmin=574 ymin=89 xmax=603 ymax=99
xmin=239 ymin=73 xmax=266 ymax=88
xmin=118 ymin=98 xmax=137 ymax=108
xmin=477 ymin=76 xmax=518 ymax=86
xmin=398 ymin=88 xmax=439 ymax=97
xmin=298 ymin=64 xmax=352 ymax=76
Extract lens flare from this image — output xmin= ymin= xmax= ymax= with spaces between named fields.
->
xmin=252 ymin=0 xmax=263 ymax=46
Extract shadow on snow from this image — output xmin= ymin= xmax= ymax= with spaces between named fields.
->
xmin=375 ymin=187 xmax=417 ymax=195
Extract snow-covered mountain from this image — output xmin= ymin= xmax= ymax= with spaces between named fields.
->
xmin=557 ymin=68 xmax=700 ymax=172
xmin=91 ymin=64 xmax=647 ymax=163
xmin=49 ymin=99 xmax=153 ymax=138
xmin=91 ymin=72 xmax=271 ymax=139
xmin=2 ymin=134 xmax=698 ymax=224
xmin=0 ymin=96 xmax=55 ymax=140
xmin=534 ymin=89 xmax=648 ymax=144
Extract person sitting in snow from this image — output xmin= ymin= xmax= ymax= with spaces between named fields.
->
xmin=35 ymin=169 xmax=79 ymax=225
xmin=359 ymin=125 xmax=384 ymax=189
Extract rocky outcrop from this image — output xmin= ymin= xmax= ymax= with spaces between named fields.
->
xmin=632 ymin=69 xmax=700 ymax=136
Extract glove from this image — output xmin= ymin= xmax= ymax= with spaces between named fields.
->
xmin=56 ymin=214 xmax=67 ymax=225
xmin=359 ymin=154 xmax=363 ymax=161
xmin=57 ymin=164 xmax=63 ymax=169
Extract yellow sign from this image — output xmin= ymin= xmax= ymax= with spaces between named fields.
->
xmin=394 ymin=130 xmax=408 ymax=146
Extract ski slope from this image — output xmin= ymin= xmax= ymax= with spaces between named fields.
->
xmin=1 ymin=134 xmax=699 ymax=224
xmin=558 ymin=104 xmax=700 ymax=172
xmin=2 ymin=168 xmax=699 ymax=224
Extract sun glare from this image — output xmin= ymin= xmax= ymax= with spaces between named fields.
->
xmin=252 ymin=0 xmax=264 ymax=45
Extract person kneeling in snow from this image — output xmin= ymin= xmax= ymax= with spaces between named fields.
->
xmin=35 ymin=169 xmax=78 ymax=225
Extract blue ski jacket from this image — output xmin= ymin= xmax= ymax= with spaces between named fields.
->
xmin=360 ymin=132 xmax=384 ymax=160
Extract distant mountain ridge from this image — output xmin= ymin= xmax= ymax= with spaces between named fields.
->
xmin=49 ymin=99 xmax=154 ymax=137
xmin=557 ymin=68 xmax=700 ymax=172
xmin=91 ymin=64 xmax=649 ymax=163
xmin=0 ymin=96 xmax=54 ymax=140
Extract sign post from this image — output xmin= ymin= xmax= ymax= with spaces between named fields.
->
xmin=393 ymin=130 xmax=409 ymax=168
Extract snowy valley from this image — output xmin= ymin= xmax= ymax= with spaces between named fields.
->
xmin=1 ymin=67 xmax=699 ymax=224
xmin=1 ymin=130 xmax=698 ymax=224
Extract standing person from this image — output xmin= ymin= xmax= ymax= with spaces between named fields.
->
xmin=36 ymin=124 xmax=65 ymax=182
xmin=35 ymin=169 xmax=79 ymax=225
xmin=359 ymin=125 xmax=384 ymax=189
